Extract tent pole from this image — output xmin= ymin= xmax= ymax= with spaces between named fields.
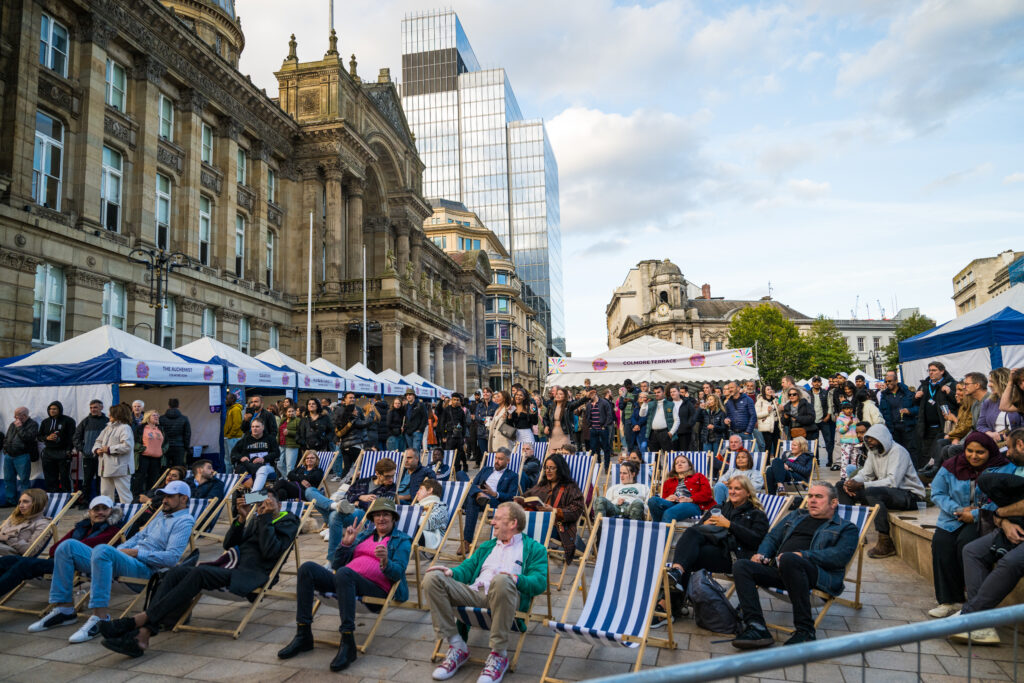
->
xmin=306 ymin=212 xmax=313 ymax=364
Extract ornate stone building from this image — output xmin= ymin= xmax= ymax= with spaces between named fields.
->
xmin=606 ymin=259 xmax=813 ymax=351
xmin=0 ymin=0 xmax=487 ymax=393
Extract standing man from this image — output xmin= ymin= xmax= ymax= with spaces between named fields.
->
xmin=332 ymin=392 xmax=368 ymax=480
xmin=241 ymin=395 xmax=277 ymax=437
xmin=73 ymin=400 xmax=108 ymax=506
xmin=808 ymin=377 xmax=833 ymax=467
xmin=618 ymin=382 xmax=639 ymax=454
xmin=879 ymin=371 xmax=919 ymax=465
xmin=402 ymin=389 xmax=428 ymax=455
xmin=38 ymin=401 xmax=76 ymax=494
xmin=586 ymin=386 xmax=615 ymax=466
xmin=744 ymin=381 xmax=765 ymax=452
xmin=440 ymin=394 xmax=469 ymax=472
xmin=223 ymin=392 xmax=243 ymax=461
xmin=645 ymin=386 xmax=675 ymax=452
xmin=2 ymin=407 xmax=39 ymax=505
xmin=669 ymin=385 xmax=698 ymax=451
xmin=473 ymin=387 xmax=496 ymax=466
xmin=914 ymin=361 xmax=958 ymax=472
xmin=724 ymin=382 xmax=757 ymax=442
xmin=159 ymin=398 xmax=192 ymax=468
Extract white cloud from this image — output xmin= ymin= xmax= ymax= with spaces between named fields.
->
xmin=922 ymin=163 xmax=994 ymax=193
xmin=1005 ymin=172 xmax=1024 ymax=184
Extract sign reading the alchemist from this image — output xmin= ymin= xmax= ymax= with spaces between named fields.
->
xmin=548 ymin=347 xmax=754 ymax=375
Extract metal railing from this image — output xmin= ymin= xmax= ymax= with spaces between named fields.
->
xmin=588 ymin=603 xmax=1024 ymax=683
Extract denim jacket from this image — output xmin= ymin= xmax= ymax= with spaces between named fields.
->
xmin=332 ymin=526 xmax=412 ymax=603
xmin=757 ymin=509 xmax=859 ymax=595
xmin=932 ymin=463 xmax=1015 ymax=533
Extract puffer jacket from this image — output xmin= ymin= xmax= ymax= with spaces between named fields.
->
xmin=74 ymin=413 xmax=108 ymax=459
xmin=0 ymin=514 xmax=49 ymax=556
xmin=159 ymin=408 xmax=192 ymax=449
xmin=333 ymin=404 xmax=369 ymax=449
xmin=297 ymin=413 xmax=333 ymax=452
xmin=38 ymin=401 xmax=76 ymax=461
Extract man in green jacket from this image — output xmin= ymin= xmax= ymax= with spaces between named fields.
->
xmin=425 ymin=501 xmax=547 ymax=683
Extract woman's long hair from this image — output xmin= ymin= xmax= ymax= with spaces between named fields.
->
xmin=722 ymin=473 xmax=763 ymax=511
xmin=11 ymin=488 xmax=47 ymax=524
xmin=668 ymin=454 xmax=694 ymax=481
xmin=542 ymin=452 xmax=574 ymax=487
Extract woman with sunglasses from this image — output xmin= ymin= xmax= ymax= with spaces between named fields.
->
xmin=779 ymin=388 xmax=817 ymax=444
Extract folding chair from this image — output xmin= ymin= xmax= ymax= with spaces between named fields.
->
xmin=310 ymin=503 xmax=430 ymax=652
xmin=15 ymin=492 xmax=81 ymax=559
xmin=641 ymin=451 xmax=660 ymax=481
xmin=605 ymin=462 xmax=655 ymax=491
xmin=658 ymin=451 xmax=711 ymax=484
xmin=483 ymin=451 xmax=523 ymax=478
xmin=0 ymin=497 xmax=140 ymax=616
xmin=721 ymin=450 xmax=768 ymax=479
xmin=774 ymin=440 xmax=819 ymax=489
xmin=516 ymin=441 xmax=547 ymax=463
xmin=541 ymin=517 xmax=676 ymax=681
xmin=420 ymin=449 xmax=456 ymax=481
xmin=430 ymin=506 xmax=555 ymax=672
xmin=191 ymin=473 xmax=243 ymax=543
xmin=173 ymin=501 xmax=315 ymax=638
xmin=562 ymin=451 xmax=597 ymax=527
xmin=428 ymin=480 xmax=472 ymax=565
xmin=352 ymin=450 xmax=403 ymax=482
xmin=762 ymin=503 xmax=879 ymax=633
xmin=315 ymin=450 xmax=338 ymax=494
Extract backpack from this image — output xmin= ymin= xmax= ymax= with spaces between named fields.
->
xmin=687 ymin=569 xmax=742 ymax=635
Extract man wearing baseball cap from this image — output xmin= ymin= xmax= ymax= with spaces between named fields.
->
xmin=29 ymin=481 xmax=194 ymax=643
xmin=98 ymin=488 xmax=299 ymax=658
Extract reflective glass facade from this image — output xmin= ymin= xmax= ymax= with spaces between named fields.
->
xmin=401 ymin=9 xmax=564 ymax=356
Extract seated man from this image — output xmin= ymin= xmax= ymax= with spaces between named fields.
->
xmin=306 ymin=457 xmax=398 ymax=559
xmin=97 ymin=488 xmax=299 ymax=657
xmin=396 ymin=447 xmax=436 ymax=504
xmin=460 ymin=448 xmax=518 ymax=556
xmin=519 ymin=443 xmax=541 ymax=492
xmin=230 ymin=418 xmax=280 ymax=492
xmin=186 ymin=459 xmax=226 ymax=502
xmin=426 ymin=448 xmax=452 ymax=481
xmin=837 ymin=423 xmax=925 ymax=558
xmin=425 ymin=501 xmax=548 ymax=683
xmin=951 ymin=427 xmax=1024 ymax=645
xmin=731 ymin=482 xmax=858 ymax=648
xmin=277 ymin=497 xmax=412 ymax=672
xmin=29 ymin=481 xmax=194 ymax=643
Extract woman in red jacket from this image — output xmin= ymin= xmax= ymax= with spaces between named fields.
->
xmin=648 ymin=454 xmax=714 ymax=522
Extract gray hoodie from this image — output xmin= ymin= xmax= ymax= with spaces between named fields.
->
xmin=853 ymin=424 xmax=926 ymax=499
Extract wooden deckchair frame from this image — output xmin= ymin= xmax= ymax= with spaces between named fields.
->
xmin=540 ymin=516 xmax=676 ymax=683
xmin=426 ymin=481 xmax=472 ymax=566
xmin=172 ymin=501 xmax=315 ymax=639
xmin=191 ymin=473 xmax=244 ymax=543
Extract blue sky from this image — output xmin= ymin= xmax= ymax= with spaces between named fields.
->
xmin=238 ymin=0 xmax=1024 ymax=356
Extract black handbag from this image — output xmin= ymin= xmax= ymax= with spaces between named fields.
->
xmin=692 ymin=522 xmax=729 ymax=544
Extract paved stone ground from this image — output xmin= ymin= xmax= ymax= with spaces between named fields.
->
xmin=0 ymin=473 xmax=1021 ymax=682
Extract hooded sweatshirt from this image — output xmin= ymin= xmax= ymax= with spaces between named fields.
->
xmin=852 ymin=424 xmax=926 ymax=499
xmin=38 ymin=401 xmax=76 ymax=458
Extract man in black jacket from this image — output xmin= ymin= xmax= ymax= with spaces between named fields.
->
xmin=37 ymin=400 xmax=76 ymax=493
xmin=231 ymin=418 xmax=281 ymax=491
xmin=670 ymin=386 xmax=699 ymax=452
xmin=440 ymin=393 xmax=469 ymax=472
xmin=3 ymin=407 xmax=39 ymax=506
xmin=159 ymin=398 xmax=192 ymax=467
xmin=333 ymin=392 xmax=369 ymax=480
xmin=241 ymin=394 xmax=277 ymax=440
xmin=73 ymin=400 xmax=108 ymax=506
xmin=402 ymin=389 xmax=428 ymax=454
xmin=98 ymin=488 xmax=300 ymax=657
xmin=914 ymin=361 xmax=958 ymax=470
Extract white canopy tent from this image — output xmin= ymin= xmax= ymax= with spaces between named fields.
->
xmin=348 ymin=362 xmax=405 ymax=396
xmin=175 ymin=337 xmax=295 ymax=391
xmin=255 ymin=348 xmax=346 ymax=395
xmin=309 ymin=358 xmax=380 ymax=394
xmin=405 ymin=371 xmax=450 ymax=398
xmin=544 ymin=335 xmax=759 ymax=389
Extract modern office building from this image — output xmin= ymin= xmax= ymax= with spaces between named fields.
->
xmin=400 ymin=9 xmax=565 ymax=357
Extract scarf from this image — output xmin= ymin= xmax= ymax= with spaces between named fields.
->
xmin=942 ymin=431 xmax=1009 ymax=481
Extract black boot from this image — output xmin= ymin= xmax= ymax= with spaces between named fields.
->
xmin=330 ymin=631 xmax=358 ymax=672
xmin=277 ymin=623 xmax=314 ymax=659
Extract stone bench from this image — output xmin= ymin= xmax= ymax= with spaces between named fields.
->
xmin=889 ymin=507 xmax=1024 ymax=606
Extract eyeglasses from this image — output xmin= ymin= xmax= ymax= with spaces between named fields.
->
xmin=543 ymin=465 xmax=558 ymax=471
xmin=788 ymin=393 xmax=798 ymax=397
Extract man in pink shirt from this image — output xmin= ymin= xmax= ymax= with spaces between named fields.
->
xmin=424 ymin=502 xmax=549 ymax=683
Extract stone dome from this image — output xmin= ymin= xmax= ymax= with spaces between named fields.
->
xmin=653 ymin=259 xmax=682 ymax=279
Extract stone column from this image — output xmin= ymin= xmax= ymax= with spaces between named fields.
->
xmin=299 ymin=163 xmax=322 ymax=290
xmin=178 ymin=298 xmax=205 ymax=343
xmin=381 ymin=321 xmax=402 ymax=371
xmin=217 ymin=309 xmax=242 ymax=348
xmin=346 ymin=178 xmax=365 ymax=279
xmin=434 ymin=340 xmax=447 ymax=387
xmin=324 ymin=163 xmax=344 ymax=280
xmin=418 ymin=334 xmax=431 ymax=381
xmin=455 ymin=347 xmax=467 ymax=394
xmin=409 ymin=233 xmax=422 ymax=276
xmin=211 ymin=115 xmax=241 ymax=267
xmin=395 ymin=220 xmax=411 ymax=273
xmin=177 ymin=90 xmax=207 ymax=257
xmin=401 ymin=329 xmax=417 ymax=375
xmin=0 ymin=253 xmax=41 ymax=355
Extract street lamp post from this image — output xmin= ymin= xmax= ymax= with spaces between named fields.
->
xmin=127 ymin=247 xmax=193 ymax=346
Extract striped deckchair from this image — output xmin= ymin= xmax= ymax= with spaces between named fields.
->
xmin=192 ymin=472 xmax=244 ymax=542
xmin=658 ymin=451 xmax=711 ymax=485
xmin=484 ymin=451 xmax=523 ymax=478
xmin=513 ymin=441 xmax=547 ymax=462
xmin=719 ymin=493 xmax=792 ymax=598
xmin=315 ymin=450 xmax=338 ymax=494
xmin=430 ymin=507 xmax=555 ymax=672
xmin=722 ymin=450 xmax=768 ymax=476
xmin=762 ymin=503 xmax=878 ymax=633
xmin=311 ymin=503 xmax=430 ymax=652
xmin=420 ymin=449 xmax=456 ymax=480
xmin=428 ymin=480 xmax=472 ymax=564
xmin=606 ymin=462 xmax=655 ymax=490
xmin=541 ymin=517 xmax=676 ymax=681
xmin=353 ymin=450 xmax=403 ymax=482
xmin=173 ymin=500 xmax=315 ymax=638
xmin=774 ymin=440 xmax=820 ymax=488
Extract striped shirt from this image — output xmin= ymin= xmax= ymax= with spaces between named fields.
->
xmin=120 ymin=508 xmax=194 ymax=568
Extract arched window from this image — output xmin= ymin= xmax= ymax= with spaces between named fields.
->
xmin=659 ymin=291 xmax=669 ymax=304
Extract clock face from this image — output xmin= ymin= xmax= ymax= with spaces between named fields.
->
xmin=657 ymin=303 xmax=670 ymax=316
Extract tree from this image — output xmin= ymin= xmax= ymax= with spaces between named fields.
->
xmin=803 ymin=316 xmax=856 ymax=378
xmin=728 ymin=304 xmax=807 ymax=386
xmin=882 ymin=312 xmax=937 ymax=371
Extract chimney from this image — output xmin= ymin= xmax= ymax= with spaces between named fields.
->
xmin=701 ymin=283 xmax=711 ymax=299
xmin=378 ymin=67 xmax=391 ymax=83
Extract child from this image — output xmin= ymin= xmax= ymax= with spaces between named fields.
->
xmin=413 ymin=478 xmax=449 ymax=550
xmin=836 ymin=401 xmax=859 ymax=480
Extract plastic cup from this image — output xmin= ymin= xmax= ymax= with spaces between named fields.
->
xmin=710 ymin=507 xmax=722 ymax=516
xmin=916 ymin=501 xmax=926 ymax=512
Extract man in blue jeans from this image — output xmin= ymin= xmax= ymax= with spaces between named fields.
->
xmin=28 ymin=480 xmax=194 ymax=644
xmin=3 ymin=407 xmax=39 ymax=505
xmin=586 ymin=387 xmax=615 ymax=466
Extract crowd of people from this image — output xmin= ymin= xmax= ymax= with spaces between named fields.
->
xmin=0 ymin=361 xmax=1022 ymax=680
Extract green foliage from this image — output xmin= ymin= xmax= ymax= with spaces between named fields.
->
xmin=882 ymin=312 xmax=937 ymax=371
xmin=803 ymin=316 xmax=856 ymax=378
xmin=727 ymin=304 xmax=806 ymax=386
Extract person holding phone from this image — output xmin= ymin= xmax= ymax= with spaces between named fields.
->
xmin=98 ymin=488 xmax=299 ymax=659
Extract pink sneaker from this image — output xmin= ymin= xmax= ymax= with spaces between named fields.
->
xmin=477 ymin=651 xmax=509 ymax=683
xmin=432 ymin=645 xmax=470 ymax=680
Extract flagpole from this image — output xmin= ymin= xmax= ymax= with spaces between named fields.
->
xmin=362 ymin=243 xmax=367 ymax=366
xmin=306 ymin=211 xmax=313 ymax=364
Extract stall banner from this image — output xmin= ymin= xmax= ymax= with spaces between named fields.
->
xmin=348 ymin=378 xmax=380 ymax=394
xmin=410 ymin=384 xmax=435 ymax=398
xmin=121 ymin=359 xmax=224 ymax=384
xmin=298 ymin=372 xmax=346 ymax=392
xmin=229 ymin=366 xmax=295 ymax=388
xmin=548 ymin=346 xmax=755 ymax=374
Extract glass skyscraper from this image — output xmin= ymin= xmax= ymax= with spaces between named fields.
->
xmin=401 ymin=9 xmax=564 ymax=356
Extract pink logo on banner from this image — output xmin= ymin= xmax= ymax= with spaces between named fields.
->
xmin=135 ymin=361 xmax=149 ymax=379
xmin=689 ymin=354 xmax=706 ymax=367
xmin=592 ymin=358 xmax=608 ymax=372
xmin=237 ymin=369 xmax=247 ymax=383
xmin=334 ymin=379 xmax=342 ymax=389
xmin=282 ymin=373 xmax=289 ymax=385
xmin=303 ymin=376 xmax=311 ymax=387
xmin=203 ymin=366 xmax=215 ymax=381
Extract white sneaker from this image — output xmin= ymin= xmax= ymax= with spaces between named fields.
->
xmin=432 ymin=645 xmax=470 ymax=680
xmin=320 ymin=528 xmax=330 ymax=541
xmin=27 ymin=608 xmax=78 ymax=632
xmin=951 ymin=626 xmax=1001 ymax=645
xmin=476 ymin=651 xmax=509 ymax=683
xmin=68 ymin=615 xmax=105 ymax=643
xmin=329 ymin=475 xmax=341 ymax=483
xmin=928 ymin=603 xmax=959 ymax=618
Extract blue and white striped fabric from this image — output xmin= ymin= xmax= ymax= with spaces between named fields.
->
xmin=641 ymin=452 xmax=659 ymax=465
xmin=393 ymin=504 xmax=424 ymax=538
xmin=484 ymin=451 xmax=523 ymax=476
xmin=113 ymin=502 xmax=146 ymax=524
xmin=358 ymin=450 xmax=402 ymax=480
xmin=214 ymin=472 xmax=242 ymax=493
xmin=563 ymin=452 xmax=595 ymax=495
xmin=278 ymin=500 xmax=310 ymax=518
xmin=477 ymin=509 xmax=553 ymax=546
xmin=660 ymin=452 xmax=710 ymax=480
xmin=423 ymin=450 xmax=456 ymax=476
xmin=758 ymin=493 xmax=790 ymax=528
xmin=315 ymin=451 xmax=336 ymax=476
xmin=513 ymin=442 xmax=547 ymax=462
xmin=42 ymin=493 xmax=75 ymax=519
xmin=546 ymin=518 xmax=670 ymax=647
xmin=186 ymin=498 xmax=213 ymax=522
xmin=726 ymin=451 xmax=767 ymax=474
xmin=608 ymin=463 xmax=654 ymax=488
xmin=778 ymin=440 xmax=817 ymax=457
xmin=742 ymin=439 xmax=759 ymax=453
xmin=440 ymin=481 xmax=469 ymax=516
